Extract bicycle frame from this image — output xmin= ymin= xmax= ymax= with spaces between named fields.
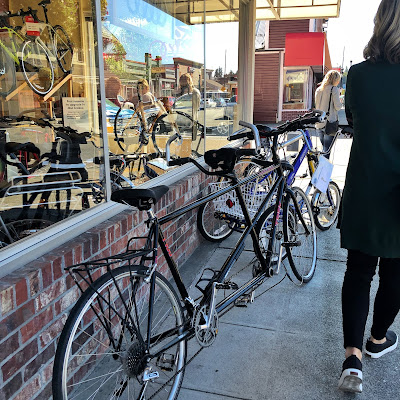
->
xmin=0 ymin=26 xmax=25 ymax=65
xmin=135 ymin=160 xmax=311 ymax=360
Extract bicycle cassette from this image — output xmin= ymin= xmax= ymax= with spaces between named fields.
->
xmin=192 ymin=305 xmax=219 ymax=347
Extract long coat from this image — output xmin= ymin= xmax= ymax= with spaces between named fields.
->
xmin=339 ymin=60 xmax=400 ymax=257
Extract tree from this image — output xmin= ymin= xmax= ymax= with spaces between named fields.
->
xmin=214 ymin=67 xmax=223 ymax=78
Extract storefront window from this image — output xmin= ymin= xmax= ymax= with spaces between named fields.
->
xmin=102 ymin=0 xmax=205 ymax=183
xmin=0 ymin=0 xmax=104 ymax=247
xmin=283 ymin=68 xmax=309 ymax=110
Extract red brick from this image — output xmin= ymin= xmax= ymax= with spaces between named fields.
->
xmin=24 ymin=342 xmax=55 ymax=382
xmin=0 ymin=300 xmax=35 ymax=338
xmin=39 ymin=314 xmax=68 ymax=348
xmin=99 ymin=229 xmax=107 ymax=249
xmin=13 ymin=375 xmax=40 ymax=400
xmin=0 ymin=332 xmax=19 ymax=364
xmin=0 ymin=372 xmax=22 ymax=400
xmin=35 ymin=279 xmax=66 ymax=311
xmin=41 ymin=361 xmax=54 ymax=384
xmin=15 ymin=279 xmax=28 ymax=307
xmin=40 ymin=262 xmax=53 ymax=289
xmin=2 ymin=339 xmax=38 ymax=381
xmin=91 ymin=233 xmax=100 ymax=254
xmin=0 ymin=285 xmax=14 ymax=315
xmin=63 ymin=249 xmax=73 ymax=268
xmin=27 ymin=269 xmax=42 ymax=297
xmin=52 ymin=257 xmax=63 ymax=281
xmin=73 ymin=244 xmax=83 ymax=264
xmin=20 ymin=307 xmax=53 ymax=344
xmin=54 ymin=286 xmax=80 ymax=315
xmin=108 ymin=225 xmax=115 ymax=243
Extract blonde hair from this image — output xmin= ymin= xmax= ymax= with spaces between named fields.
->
xmin=179 ymin=73 xmax=194 ymax=90
xmin=364 ymin=0 xmax=400 ymax=63
xmin=137 ymin=78 xmax=149 ymax=90
xmin=320 ymin=70 xmax=341 ymax=89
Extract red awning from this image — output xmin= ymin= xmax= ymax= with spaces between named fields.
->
xmin=284 ymin=32 xmax=332 ymax=71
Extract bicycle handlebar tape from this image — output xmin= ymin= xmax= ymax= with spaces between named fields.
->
xmin=228 ymin=130 xmax=249 ymax=141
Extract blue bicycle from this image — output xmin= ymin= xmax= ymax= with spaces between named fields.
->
xmin=197 ymin=112 xmax=349 ymax=241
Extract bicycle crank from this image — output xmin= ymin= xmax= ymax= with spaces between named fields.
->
xmin=193 ymin=304 xmax=219 ymax=347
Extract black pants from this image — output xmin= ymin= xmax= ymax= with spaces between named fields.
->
xmin=342 ymin=249 xmax=400 ymax=350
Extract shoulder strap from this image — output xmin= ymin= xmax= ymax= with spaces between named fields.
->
xmin=326 ymin=87 xmax=333 ymax=116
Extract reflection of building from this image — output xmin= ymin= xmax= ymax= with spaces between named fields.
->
xmin=254 ymin=20 xmax=332 ymax=123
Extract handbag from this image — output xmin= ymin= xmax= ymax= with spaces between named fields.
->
xmin=325 ymin=87 xmax=338 ymax=136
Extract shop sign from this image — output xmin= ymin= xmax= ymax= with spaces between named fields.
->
xmin=62 ymin=97 xmax=90 ymax=133
xmin=24 ymin=16 xmax=41 ymax=36
xmin=152 ymin=67 xmax=165 ymax=74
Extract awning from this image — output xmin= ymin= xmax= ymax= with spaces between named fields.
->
xmin=284 ymin=32 xmax=332 ymax=73
xmin=144 ymin=0 xmax=341 ymax=24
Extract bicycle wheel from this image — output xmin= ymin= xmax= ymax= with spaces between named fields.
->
xmin=254 ymin=205 xmax=287 ymax=275
xmin=0 ymin=46 xmax=16 ymax=96
xmin=197 ymin=191 xmax=235 ymax=242
xmin=53 ymin=25 xmax=73 ymax=74
xmin=21 ymin=40 xmax=54 ymax=95
xmin=0 ymin=219 xmax=53 ymax=247
xmin=283 ymin=187 xmax=317 ymax=283
xmin=312 ymin=181 xmax=341 ymax=231
xmin=53 ymin=266 xmax=187 ymax=400
xmin=38 ymin=188 xmax=73 ymax=221
xmin=114 ymin=108 xmax=141 ymax=150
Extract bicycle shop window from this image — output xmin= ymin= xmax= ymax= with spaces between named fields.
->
xmin=283 ymin=68 xmax=311 ymax=110
xmin=0 ymin=0 xmax=105 ymax=247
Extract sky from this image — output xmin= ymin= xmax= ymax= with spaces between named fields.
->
xmin=206 ymin=0 xmax=383 ymax=74
xmin=327 ymin=0 xmax=382 ymax=69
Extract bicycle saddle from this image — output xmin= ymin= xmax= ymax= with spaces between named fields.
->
xmin=111 ymin=185 xmax=169 ymax=210
xmin=5 ymin=142 xmax=40 ymax=155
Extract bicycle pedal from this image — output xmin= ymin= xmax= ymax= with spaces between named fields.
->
xmin=282 ymin=240 xmax=301 ymax=248
xmin=299 ymin=172 xmax=308 ymax=178
xmin=234 ymin=292 xmax=254 ymax=307
xmin=216 ymin=281 xmax=239 ymax=290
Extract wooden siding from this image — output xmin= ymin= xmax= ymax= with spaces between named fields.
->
xmin=254 ymin=53 xmax=280 ymax=123
xmin=269 ymin=20 xmax=310 ymax=48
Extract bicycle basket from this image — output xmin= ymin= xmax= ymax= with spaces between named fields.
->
xmin=208 ymin=177 xmax=270 ymax=220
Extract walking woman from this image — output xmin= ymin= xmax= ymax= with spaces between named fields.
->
xmin=315 ymin=70 xmax=342 ymax=159
xmin=338 ymin=0 xmax=400 ymax=393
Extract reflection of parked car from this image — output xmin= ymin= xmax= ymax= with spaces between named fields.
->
xmin=224 ymin=95 xmax=237 ymax=120
xmin=200 ymin=98 xmax=217 ymax=109
xmin=173 ymin=94 xmax=193 ymax=110
xmin=215 ymin=98 xmax=227 ymax=107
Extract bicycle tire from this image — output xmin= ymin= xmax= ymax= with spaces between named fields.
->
xmin=114 ymin=107 xmax=141 ymax=151
xmin=197 ymin=193 xmax=235 ymax=242
xmin=52 ymin=266 xmax=187 ymax=400
xmin=53 ymin=25 xmax=73 ymax=74
xmin=254 ymin=205 xmax=287 ymax=275
xmin=283 ymin=187 xmax=317 ymax=283
xmin=0 ymin=46 xmax=16 ymax=96
xmin=21 ymin=40 xmax=54 ymax=95
xmin=312 ymin=181 xmax=341 ymax=231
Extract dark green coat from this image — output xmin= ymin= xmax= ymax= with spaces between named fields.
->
xmin=340 ymin=60 xmax=400 ymax=257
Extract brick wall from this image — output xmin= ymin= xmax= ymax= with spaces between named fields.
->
xmin=281 ymin=109 xmax=309 ymax=122
xmin=0 ymin=169 xmax=211 ymax=400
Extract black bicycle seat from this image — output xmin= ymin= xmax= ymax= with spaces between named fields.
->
xmin=111 ymin=185 xmax=169 ymax=210
xmin=38 ymin=0 xmax=51 ymax=6
xmin=5 ymin=141 xmax=40 ymax=155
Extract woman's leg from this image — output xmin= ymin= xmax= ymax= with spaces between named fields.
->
xmin=370 ymin=257 xmax=400 ymax=341
xmin=342 ymin=249 xmax=378 ymax=354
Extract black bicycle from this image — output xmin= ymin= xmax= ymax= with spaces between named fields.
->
xmin=52 ymin=112 xmax=323 ymax=399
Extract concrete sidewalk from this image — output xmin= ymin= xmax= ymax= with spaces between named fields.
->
xmin=175 ymin=128 xmax=400 ymax=399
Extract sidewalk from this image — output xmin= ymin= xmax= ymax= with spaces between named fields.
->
xmin=175 ymin=131 xmax=400 ymax=400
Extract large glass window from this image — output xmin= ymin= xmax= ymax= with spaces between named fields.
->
xmin=283 ymin=68 xmax=310 ymax=110
xmin=0 ymin=0 xmax=104 ymax=247
xmin=102 ymin=0 xmax=205 ymax=183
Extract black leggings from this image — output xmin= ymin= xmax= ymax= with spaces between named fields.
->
xmin=342 ymin=249 xmax=400 ymax=350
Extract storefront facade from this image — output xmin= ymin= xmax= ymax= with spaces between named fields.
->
xmin=254 ymin=21 xmax=333 ymax=123
xmin=0 ymin=1 xmax=340 ymax=398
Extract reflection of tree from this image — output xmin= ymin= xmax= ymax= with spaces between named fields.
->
xmin=57 ymin=0 xmax=79 ymax=37
xmin=103 ymin=25 xmax=128 ymax=77
xmin=214 ymin=67 xmax=223 ymax=78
